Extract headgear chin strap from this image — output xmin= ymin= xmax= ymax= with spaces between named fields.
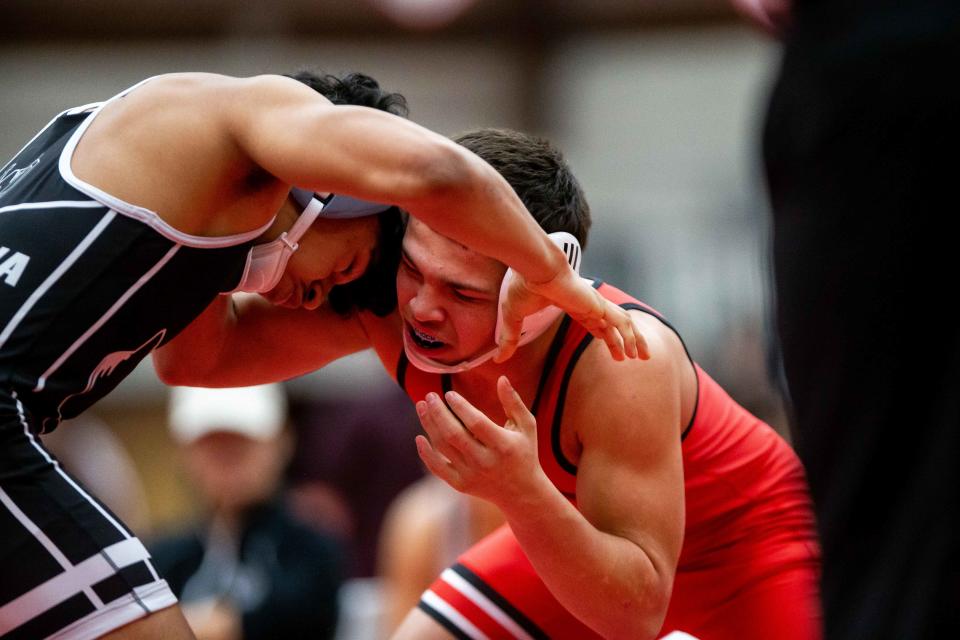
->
xmin=231 ymin=188 xmax=392 ymax=294
xmin=403 ymin=231 xmax=583 ymax=374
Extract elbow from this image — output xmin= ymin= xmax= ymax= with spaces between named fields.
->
xmin=152 ymin=350 xmax=209 ymax=387
xmin=407 ymin=143 xmax=479 ymax=204
xmin=152 ymin=352 xmax=190 ymax=386
xmin=602 ymin=573 xmax=673 ymax=640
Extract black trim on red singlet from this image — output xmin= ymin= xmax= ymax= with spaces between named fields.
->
xmin=617 ymin=303 xmax=700 ymax=441
xmin=417 ymin=601 xmax=472 ymax=640
xmin=549 ymin=296 xmax=703 ymax=475
xmin=551 ymin=333 xmax=594 ymax=475
xmin=530 ymin=315 xmax=573 ymax=416
xmin=450 ymin=563 xmax=550 ymax=640
xmin=441 ymin=373 xmax=454 ymax=396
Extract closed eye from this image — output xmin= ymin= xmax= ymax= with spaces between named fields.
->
xmin=453 ymin=289 xmax=491 ymax=304
xmin=400 ymin=254 xmax=421 ymax=277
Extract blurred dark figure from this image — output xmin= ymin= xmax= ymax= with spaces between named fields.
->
xmin=151 ymin=384 xmax=342 ymax=640
xmin=738 ymin=0 xmax=960 ymax=637
xmin=287 ymin=386 xmax=425 ymax=580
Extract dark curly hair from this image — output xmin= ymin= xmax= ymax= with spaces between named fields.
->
xmin=285 ymin=71 xmax=407 ymax=317
xmin=283 ymin=70 xmax=408 ymax=117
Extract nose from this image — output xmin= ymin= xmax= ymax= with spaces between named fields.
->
xmin=409 ymin=285 xmax=445 ymax=324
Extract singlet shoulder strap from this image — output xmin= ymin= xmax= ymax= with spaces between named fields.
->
xmin=57 ymin=75 xmax=276 ymax=249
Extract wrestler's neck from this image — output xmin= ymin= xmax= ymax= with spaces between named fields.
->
xmin=450 ymin=317 xmax=564 ymax=412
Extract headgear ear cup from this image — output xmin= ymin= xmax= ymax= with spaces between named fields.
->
xmin=494 ymin=231 xmax=582 ymax=348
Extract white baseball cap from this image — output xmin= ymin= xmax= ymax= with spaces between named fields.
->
xmin=168 ymin=384 xmax=287 ymax=444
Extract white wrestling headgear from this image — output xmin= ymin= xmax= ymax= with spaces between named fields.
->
xmin=404 ymin=231 xmax=583 ymax=374
xmin=232 ymin=188 xmax=392 ymax=294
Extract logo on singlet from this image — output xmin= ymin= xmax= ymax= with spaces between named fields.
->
xmin=0 ymin=246 xmax=30 ymax=287
xmin=0 ymin=155 xmax=42 ymax=197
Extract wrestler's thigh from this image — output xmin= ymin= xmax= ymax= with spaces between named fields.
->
xmin=0 ymin=419 xmax=180 ymax=639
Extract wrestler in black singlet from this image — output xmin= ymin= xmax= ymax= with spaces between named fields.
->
xmin=0 ymin=92 xmax=265 ymax=639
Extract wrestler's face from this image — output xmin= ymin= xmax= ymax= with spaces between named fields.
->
xmin=397 ymin=218 xmax=505 ymax=364
xmin=261 ymin=198 xmax=378 ymax=310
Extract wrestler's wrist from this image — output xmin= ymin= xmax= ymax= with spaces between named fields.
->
xmin=524 ymin=242 xmax=571 ymax=289
xmin=493 ymin=469 xmax=557 ymax=517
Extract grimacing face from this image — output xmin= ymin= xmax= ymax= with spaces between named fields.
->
xmin=261 ymin=197 xmax=378 ymax=310
xmin=396 ymin=218 xmax=506 ymax=366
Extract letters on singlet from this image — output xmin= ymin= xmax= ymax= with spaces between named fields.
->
xmin=0 ymin=247 xmax=30 ymax=287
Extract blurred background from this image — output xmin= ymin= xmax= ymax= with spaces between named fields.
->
xmin=2 ymin=1 xmax=786 ymax=637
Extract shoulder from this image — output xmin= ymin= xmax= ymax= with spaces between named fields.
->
xmin=565 ymin=309 xmax=689 ymax=440
xmin=573 ymin=309 xmax=688 ymax=395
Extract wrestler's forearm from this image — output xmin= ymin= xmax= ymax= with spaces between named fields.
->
xmin=498 ymin=478 xmax=671 ymax=640
xmin=153 ymin=294 xmax=370 ymax=387
xmin=153 ymin=294 xmax=236 ymax=385
xmin=398 ymin=150 xmax=568 ymax=286
xmin=230 ymin=82 xmax=567 ymax=287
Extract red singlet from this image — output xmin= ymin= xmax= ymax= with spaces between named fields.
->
xmin=397 ymin=281 xmax=821 ymax=640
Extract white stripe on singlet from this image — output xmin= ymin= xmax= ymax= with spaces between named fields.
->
xmin=0 ymin=488 xmax=105 ymax=629
xmin=34 ymin=243 xmax=181 ymax=392
xmin=422 ymin=589 xmax=490 ymax=640
xmin=0 ymin=210 xmax=115 ymax=350
xmin=440 ymin=568 xmax=536 ymax=640
xmin=10 ymin=392 xmax=161 ymax=585
xmin=57 ymin=78 xmax=276 ymax=249
xmin=0 ymin=200 xmax=104 ymax=215
xmin=0 ymin=537 xmax=152 ymax=633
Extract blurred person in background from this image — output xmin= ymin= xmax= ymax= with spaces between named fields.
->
xmin=158 ymin=128 xmax=820 ymax=639
xmin=377 ymin=475 xmax=504 ymax=636
xmin=285 ymin=388 xmax=426 ymax=640
xmin=0 ymin=68 xmax=639 ymax=639
xmin=41 ymin=413 xmax=153 ymax=535
xmin=150 ymin=383 xmax=342 ymax=640
xmin=734 ymin=0 xmax=960 ymax=636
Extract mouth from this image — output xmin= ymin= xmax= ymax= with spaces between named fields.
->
xmin=406 ymin=323 xmax=446 ymax=350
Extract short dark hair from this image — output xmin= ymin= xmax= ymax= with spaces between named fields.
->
xmin=284 ymin=70 xmax=408 ymax=117
xmin=452 ymin=129 xmax=591 ymax=248
xmin=285 ymin=71 xmax=407 ymax=317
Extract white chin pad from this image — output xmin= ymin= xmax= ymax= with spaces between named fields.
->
xmin=493 ymin=232 xmax=582 ymax=349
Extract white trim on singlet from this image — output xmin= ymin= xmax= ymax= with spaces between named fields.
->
xmin=57 ymin=76 xmax=275 ymax=249
xmin=0 ymin=488 xmax=106 ymax=622
xmin=422 ymin=589 xmax=490 ymax=640
xmin=48 ymin=581 xmax=177 ymax=640
xmin=0 ymin=536 xmax=154 ymax=633
xmin=0 ymin=199 xmax=104 ymax=215
xmin=34 ymin=244 xmax=181 ymax=392
xmin=439 ymin=568 xmax=536 ymax=640
xmin=10 ymin=391 xmax=137 ymax=546
xmin=0 ymin=104 xmax=96 ymax=178
xmin=0 ymin=211 xmax=116 ymax=350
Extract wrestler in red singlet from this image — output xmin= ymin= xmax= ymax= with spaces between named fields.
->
xmin=398 ymin=281 xmax=821 ymax=640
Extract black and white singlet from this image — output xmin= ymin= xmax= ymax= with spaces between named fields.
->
xmin=0 ymin=86 xmax=271 ymax=434
xmin=0 ymin=82 xmax=274 ymax=639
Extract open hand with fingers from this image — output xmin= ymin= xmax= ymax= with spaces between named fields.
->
xmin=496 ymin=266 xmax=649 ymax=364
xmin=415 ymin=377 xmax=549 ymax=506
